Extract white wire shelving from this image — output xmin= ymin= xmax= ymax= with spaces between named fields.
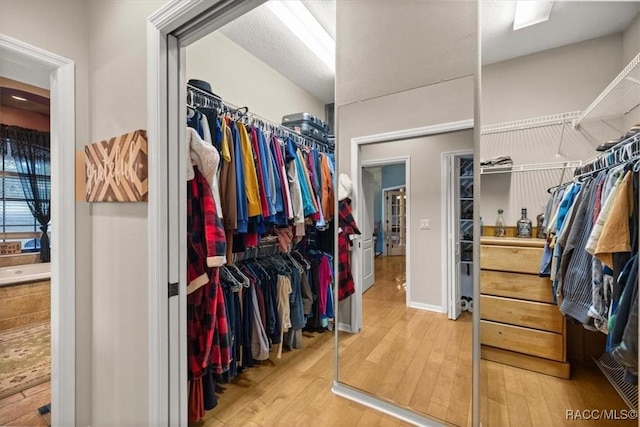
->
xmin=573 ymin=52 xmax=640 ymax=128
xmin=480 ymin=160 xmax=582 ymax=175
xmin=481 ymin=111 xmax=582 ymax=135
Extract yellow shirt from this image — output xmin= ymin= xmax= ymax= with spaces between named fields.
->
xmin=220 ymin=119 xmax=231 ymax=163
xmin=238 ymin=122 xmax=262 ymax=217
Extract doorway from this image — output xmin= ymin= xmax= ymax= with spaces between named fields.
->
xmin=359 ymin=164 xmax=408 ymax=296
xmin=149 ymin=1 xmax=338 ymax=423
xmin=0 ymin=35 xmax=76 ymax=426
xmin=443 ymin=150 xmax=474 ymax=320
xmin=383 ymin=186 xmax=407 ymax=257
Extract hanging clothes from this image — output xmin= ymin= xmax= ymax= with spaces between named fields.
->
xmin=338 ymin=197 xmax=360 ymax=301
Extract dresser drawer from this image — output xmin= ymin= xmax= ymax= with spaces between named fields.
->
xmin=480 ymin=245 xmax=543 ymax=274
xmin=481 ymin=270 xmax=554 ymax=303
xmin=481 ymin=320 xmax=564 ymax=361
xmin=480 ymin=295 xmax=563 ymax=333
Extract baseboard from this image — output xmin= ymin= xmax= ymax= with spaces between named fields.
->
xmin=408 ymin=301 xmax=445 ymax=313
xmin=338 ymin=322 xmax=353 ymax=333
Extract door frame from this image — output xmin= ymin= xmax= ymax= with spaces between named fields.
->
xmin=442 ymin=149 xmax=473 ymax=319
xmin=146 ymin=0 xmax=265 ymax=424
xmin=381 ymin=184 xmax=406 ymax=256
xmin=0 ymin=35 xmax=76 ymax=426
xmin=350 ymin=119 xmax=472 ymax=332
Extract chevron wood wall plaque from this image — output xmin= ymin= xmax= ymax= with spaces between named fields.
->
xmin=85 ymin=129 xmax=148 ymax=202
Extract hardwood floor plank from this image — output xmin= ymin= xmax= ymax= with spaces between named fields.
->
xmin=5 ymin=412 xmax=46 ymax=427
xmin=0 ymin=389 xmax=50 ymax=426
xmin=505 ymin=391 xmax=533 ymax=427
xmin=0 ymin=393 xmax=23 ymax=411
xmin=486 ymin=399 xmax=509 ymax=427
xmin=21 ymin=381 xmax=50 ymax=397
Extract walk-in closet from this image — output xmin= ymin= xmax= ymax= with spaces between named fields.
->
xmin=181 ymin=3 xmax=338 ymax=424
xmin=479 ymin=2 xmax=640 ymax=425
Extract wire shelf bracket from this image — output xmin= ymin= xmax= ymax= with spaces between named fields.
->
xmin=573 ymin=53 xmax=640 ymax=129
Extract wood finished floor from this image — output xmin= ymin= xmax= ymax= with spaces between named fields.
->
xmin=0 ymin=381 xmax=50 ymax=426
xmin=191 ymin=330 xmax=411 ymax=426
xmin=192 ymin=267 xmax=411 ymax=427
xmin=338 ymin=256 xmax=473 ymax=427
xmin=3 ymin=257 xmax=632 ymax=426
xmin=480 ymin=359 xmax=638 ymax=426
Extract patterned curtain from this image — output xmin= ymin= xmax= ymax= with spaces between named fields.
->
xmin=0 ymin=125 xmax=51 ymax=262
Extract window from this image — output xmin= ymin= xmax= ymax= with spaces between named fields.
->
xmin=1 ymin=142 xmax=50 ymax=234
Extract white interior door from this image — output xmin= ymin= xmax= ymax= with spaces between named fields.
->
xmin=385 ymin=189 xmax=407 ymax=256
xmin=447 ymin=154 xmax=462 ymax=320
xmin=361 ymin=168 xmax=376 ymax=293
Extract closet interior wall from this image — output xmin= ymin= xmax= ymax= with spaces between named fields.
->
xmin=480 ymin=32 xmax=634 ymax=225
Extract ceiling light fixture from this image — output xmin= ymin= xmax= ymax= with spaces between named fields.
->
xmin=11 ymin=95 xmax=27 ymax=101
xmin=265 ymin=0 xmax=335 ymax=73
xmin=513 ymin=1 xmax=554 ymax=31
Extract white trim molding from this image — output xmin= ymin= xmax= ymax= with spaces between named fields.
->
xmin=0 ymin=34 xmax=76 ymax=427
xmin=407 ymin=302 xmax=445 ymax=313
xmin=352 ymin=119 xmax=473 ymax=145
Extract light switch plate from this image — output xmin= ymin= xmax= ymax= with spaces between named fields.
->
xmin=420 ymin=219 xmax=431 ymax=230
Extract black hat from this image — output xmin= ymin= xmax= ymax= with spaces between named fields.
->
xmin=187 ymin=79 xmax=221 ymax=100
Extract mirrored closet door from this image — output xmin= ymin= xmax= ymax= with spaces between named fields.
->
xmin=332 ymin=1 xmax=478 ymax=425
xmin=479 ymin=2 xmax=640 ymax=425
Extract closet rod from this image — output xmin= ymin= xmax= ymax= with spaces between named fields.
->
xmin=186 ymin=83 xmax=335 ymax=153
xmin=573 ymin=133 xmax=640 ymax=178
xmin=481 ymin=111 xmax=582 ymax=135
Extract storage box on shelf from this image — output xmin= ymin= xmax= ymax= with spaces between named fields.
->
xmin=480 ymin=236 xmax=570 ymax=379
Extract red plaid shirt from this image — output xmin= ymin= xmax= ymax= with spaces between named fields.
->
xmin=338 ymin=198 xmax=360 ymax=301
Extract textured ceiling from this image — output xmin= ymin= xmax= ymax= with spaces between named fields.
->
xmin=220 ymin=1 xmax=336 ymax=104
xmin=218 ymin=1 xmax=639 ymax=104
xmin=482 ymin=1 xmax=640 ymax=65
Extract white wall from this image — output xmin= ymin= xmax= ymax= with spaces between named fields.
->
xmin=623 ymin=12 xmax=640 ymax=130
xmin=336 ymin=0 xmax=476 ymax=319
xmin=481 ymin=34 xmax=622 ymax=125
xmin=0 ymin=0 xmax=93 ymax=424
xmin=336 ymin=0 xmax=475 ymax=106
xmin=480 ymin=34 xmax=628 ymax=225
xmin=187 ymin=32 xmax=325 ymax=123
xmin=88 ymin=1 xmax=165 ymax=425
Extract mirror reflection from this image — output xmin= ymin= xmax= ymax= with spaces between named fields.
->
xmin=332 ymin=1 xmax=477 ymax=424
xmin=480 ymin=2 xmax=640 ymax=425
xmin=337 ymin=131 xmax=474 ymax=426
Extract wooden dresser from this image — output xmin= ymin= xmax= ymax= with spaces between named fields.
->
xmin=480 ymin=236 xmax=570 ymax=378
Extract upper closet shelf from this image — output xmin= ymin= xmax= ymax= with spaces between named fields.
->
xmin=573 ymin=53 xmax=640 ymax=129
xmin=481 ymin=160 xmax=581 ymax=175
xmin=481 ymin=111 xmax=582 ymax=135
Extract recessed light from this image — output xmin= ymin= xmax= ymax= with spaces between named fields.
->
xmin=11 ymin=95 xmax=27 ymax=101
xmin=266 ymin=1 xmax=335 ymax=73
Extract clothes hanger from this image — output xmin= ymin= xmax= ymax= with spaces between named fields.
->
xmin=228 ymin=263 xmax=251 ymax=288
xmin=220 ymin=265 xmax=243 ymax=291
